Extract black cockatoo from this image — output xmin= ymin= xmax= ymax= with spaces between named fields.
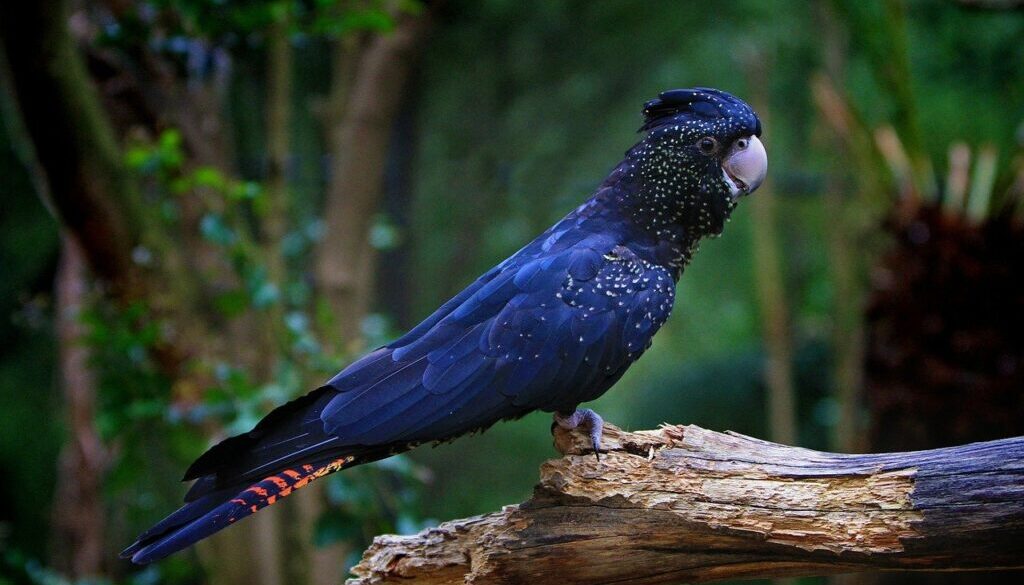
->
xmin=123 ymin=87 xmax=767 ymax=564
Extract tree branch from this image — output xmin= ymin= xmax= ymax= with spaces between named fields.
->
xmin=349 ymin=423 xmax=1024 ymax=585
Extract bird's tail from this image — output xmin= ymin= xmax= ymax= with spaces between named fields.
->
xmin=121 ymin=454 xmax=354 ymax=564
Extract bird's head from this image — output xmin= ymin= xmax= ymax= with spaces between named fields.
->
xmin=623 ymin=88 xmax=767 ymax=239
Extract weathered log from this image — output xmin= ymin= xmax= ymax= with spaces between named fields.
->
xmin=349 ymin=423 xmax=1024 ymax=585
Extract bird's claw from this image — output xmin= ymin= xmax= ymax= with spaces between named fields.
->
xmin=554 ymin=408 xmax=604 ymax=461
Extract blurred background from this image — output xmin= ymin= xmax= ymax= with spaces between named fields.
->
xmin=1 ymin=1 xmax=1023 ymax=584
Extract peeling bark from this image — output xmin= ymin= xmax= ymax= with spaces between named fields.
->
xmin=350 ymin=423 xmax=1024 ymax=585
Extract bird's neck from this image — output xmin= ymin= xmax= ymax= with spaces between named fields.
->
xmin=584 ymin=153 xmax=732 ymax=276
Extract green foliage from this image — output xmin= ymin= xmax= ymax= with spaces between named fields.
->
xmin=308 ymin=3 xmax=396 ymax=37
xmin=82 ymin=303 xmax=162 ymax=440
xmin=115 ymin=125 xmax=427 ymax=577
xmin=2 ymin=550 xmax=79 ymax=585
xmin=97 ymin=0 xmax=415 ymax=54
xmin=0 ymin=124 xmax=62 ymax=564
xmin=125 ymin=130 xmax=186 ymax=177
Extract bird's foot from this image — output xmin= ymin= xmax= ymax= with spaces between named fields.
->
xmin=554 ymin=408 xmax=604 ymax=461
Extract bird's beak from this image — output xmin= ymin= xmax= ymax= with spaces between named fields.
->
xmin=722 ymin=135 xmax=767 ymax=199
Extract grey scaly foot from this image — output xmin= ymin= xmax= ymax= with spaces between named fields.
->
xmin=554 ymin=408 xmax=604 ymax=461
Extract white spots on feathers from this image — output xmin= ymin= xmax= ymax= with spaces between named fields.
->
xmin=558 ymin=246 xmax=675 ymax=334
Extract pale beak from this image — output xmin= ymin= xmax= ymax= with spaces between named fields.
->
xmin=722 ymin=134 xmax=768 ymax=198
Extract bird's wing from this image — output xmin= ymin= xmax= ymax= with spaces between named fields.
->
xmin=319 ymin=239 xmax=676 ymax=442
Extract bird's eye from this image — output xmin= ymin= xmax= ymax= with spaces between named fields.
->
xmin=735 ymin=138 xmax=749 ymax=150
xmin=698 ymin=137 xmax=718 ymax=154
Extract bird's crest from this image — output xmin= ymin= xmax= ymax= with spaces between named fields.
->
xmin=640 ymin=87 xmax=762 ymax=135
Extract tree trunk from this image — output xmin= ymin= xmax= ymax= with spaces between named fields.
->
xmin=0 ymin=0 xmax=199 ymax=376
xmin=265 ymin=14 xmax=292 ymax=287
xmin=51 ymin=235 xmax=108 ymax=579
xmin=0 ymin=0 xmax=146 ymax=302
xmin=350 ymin=423 xmax=1024 ymax=585
xmin=744 ymin=56 xmax=797 ymax=446
xmin=814 ymin=4 xmax=869 ymax=455
xmin=315 ymin=12 xmax=432 ymax=350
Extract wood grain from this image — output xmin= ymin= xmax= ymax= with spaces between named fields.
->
xmin=348 ymin=423 xmax=1024 ymax=584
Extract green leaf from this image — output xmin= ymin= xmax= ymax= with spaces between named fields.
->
xmin=193 ymin=166 xmax=227 ymax=190
xmin=229 ymin=181 xmax=263 ymax=202
xmin=126 ymin=399 xmax=166 ymax=421
xmin=125 ymin=146 xmax=151 ymax=170
xmin=158 ymin=129 xmax=185 ymax=169
xmin=213 ymin=290 xmax=250 ymax=317
xmin=314 ymin=8 xmax=395 ymax=36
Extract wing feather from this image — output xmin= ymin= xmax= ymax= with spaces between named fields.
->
xmin=316 ymin=241 xmax=675 ymax=447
